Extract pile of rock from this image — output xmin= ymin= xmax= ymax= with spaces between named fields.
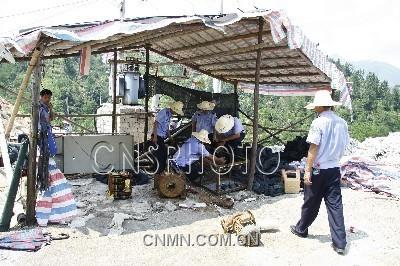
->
xmin=347 ymin=132 xmax=400 ymax=167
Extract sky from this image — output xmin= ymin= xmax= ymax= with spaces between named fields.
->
xmin=0 ymin=0 xmax=399 ymax=68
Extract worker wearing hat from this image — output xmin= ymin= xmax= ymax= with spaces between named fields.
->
xmin=192 ymin=100 xmax=217 ymax=140
xmin=290 ymin=90 xmax=349 ymax=255
xmin=214 ymin=114 xmax=245 ymax=155
xmin=172 ymin=129 xmax=225 ymax=181
xmin=151 ymin=101 xmax=184 ymax=173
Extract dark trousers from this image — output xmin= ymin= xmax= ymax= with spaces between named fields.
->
xmin=295 ymin=167 xmax=347 ymax=249
xmin=152 ymin=135 xmax=167 ymax=174
xmin=179 ymin=161 xmax=202 ymax=182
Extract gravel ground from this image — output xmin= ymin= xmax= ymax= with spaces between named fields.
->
xmin=1 ymin=186 xmax=399 ymax=266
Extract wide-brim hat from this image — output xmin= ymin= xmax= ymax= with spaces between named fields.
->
xmin=169 ymin=101 xmax=184 ymax=115
xmin=215 ymin=114 xmax=234 ymax=134
xmin=192 ymin=129 xmax=211 ymax=144
xmin=197 ymin=100 xmax=215 ymax=111
xmin=305 ymin=90 xmax=342 ymax=109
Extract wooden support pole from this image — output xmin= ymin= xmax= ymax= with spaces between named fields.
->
xmin=112 ymin=50 xmax=117 ymax=135
xmin=233 ymin=81 xmax=239 ymax=116
xmin=247 ymin=17 xmax=264 ymax=190
xmin=144 ymin=44 xmax=150 ymax=145
xmin=26 ymin=57 xmax=42 ymax=225
xmin=5 ymin=48 xmax=41 ymax=139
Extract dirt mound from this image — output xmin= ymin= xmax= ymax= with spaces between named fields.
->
xmin=0 ymin=97 xmax=30 ymax=139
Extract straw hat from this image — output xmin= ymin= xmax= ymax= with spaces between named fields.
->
xmin=305 ymin=90 xmax=342 ymax=109
xmin=192 ymin=129 xmax=211 ymax=144
xmin=169 ymin=101 xmax=184 ymax=115
xmin=215 ymin=114 xmax=234 ymax=134
xmin=197 ymin=100 xmax=215 ymax=111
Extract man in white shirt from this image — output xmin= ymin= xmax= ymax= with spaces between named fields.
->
xmin=290 ymin=90 xmax=350 ymax=255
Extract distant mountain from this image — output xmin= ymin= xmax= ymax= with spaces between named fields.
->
xmin=352 ymin=60 xmax=400 ymax=87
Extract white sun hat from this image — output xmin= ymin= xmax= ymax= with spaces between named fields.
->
xmin=305 ymin=90 xmax=342 ymax=109
xmin=215 ymin=114 xmax=234 ymax=134
xmin=197 ymin=100 xmax=215 ymax=111
xmin=192 ymin=129 xmax=211 ymax=144
xmin=169 ymin=101 xmax=184 ymax=115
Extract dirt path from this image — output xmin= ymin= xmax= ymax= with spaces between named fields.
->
xmin=1 ymin=188 xmax=399 ymax=266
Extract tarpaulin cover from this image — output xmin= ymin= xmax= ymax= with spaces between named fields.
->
xmin=0 ymin=10 xmax=352 ymax=110
xmin=0 ymin=228 xmax=49 ymax=251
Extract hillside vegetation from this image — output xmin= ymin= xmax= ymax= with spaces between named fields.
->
xmin=0 ymin=55 xmax=399 ymax=142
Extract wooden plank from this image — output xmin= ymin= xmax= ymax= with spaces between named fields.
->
xmin=5 ymin=48 xmax=41 ymax=139
xmin=210 ymin=65 xmax=314 ymax=75
xmin=157 ymin=43 xmax=289 ymax=66
xmin=166 ymin=30 xmax=271 ymax=54
xmin=199 ymin=55 xmax=303 ymax=69
xmin=244 ymin=81 xmax=331 ymax=86
xmin=96 ymin=25 xmax=206 ymax=52
xmin=248 ymin=17 xmax=264 ymax=190
xmin=14 ymin=44 xmax=143 ymax=62
xmin=224 ymin=72 xmax=321 ymax=79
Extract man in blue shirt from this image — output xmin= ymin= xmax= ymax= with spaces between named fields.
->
xmin=39 ymin=89 xmax=57 ymax=156
xmin=151 ymin=101 xmax=184 ymax=173
xmin=214 ymin=114 xmax=245 ymax=155
xmin=290 ymin=90 xmax=349 ymax=255
xmin=173 ymin=129 xmax=225 ymax=181
xmin=192 ymin=101 xmax=217 ymax=140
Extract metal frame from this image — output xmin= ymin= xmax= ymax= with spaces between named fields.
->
xmin=0 ymin=14 xmax=337 ymax=224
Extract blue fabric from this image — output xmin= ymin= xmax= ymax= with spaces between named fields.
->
xmin=48 ymin=127 xmax=57 ymax=157
xmin=173 ymin=137 xmax=210 ymax=167
xmin=155 ymin=108 xmax=172 ymax=138
xmin=306 ymin=110 xmax=349 ymax=169
xmin=223 ymin=117 xmax=244 ymax=137
xmin=38 ymin=101 xmax=57 ymax=156
xmin=192 ymin=111 xmax=217 ymax=133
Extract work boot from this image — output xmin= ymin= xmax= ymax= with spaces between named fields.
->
xmin=331 ymin=243 xmax=345 ymax=255
xmin=290 ymin=225 xmax=308 ymax=238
